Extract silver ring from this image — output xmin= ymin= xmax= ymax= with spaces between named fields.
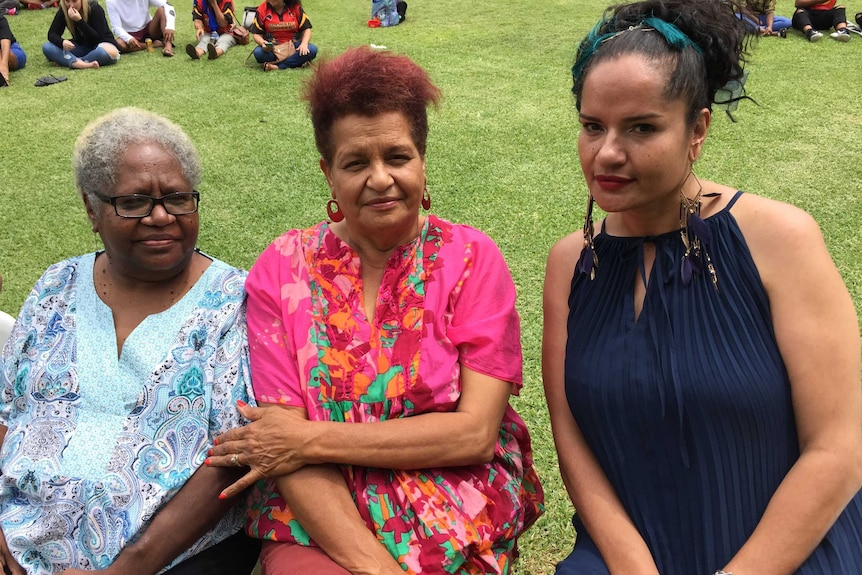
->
xmin=230 ymin=454 xmax=239 ymax=466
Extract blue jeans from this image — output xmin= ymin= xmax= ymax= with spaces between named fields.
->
xmin=42 ymin=41 xmax=118 ymax=67
xmin=738 ymin=13 xmax=792 ymax=32
xmin=253 ymin=41 xmax=317 ymax=69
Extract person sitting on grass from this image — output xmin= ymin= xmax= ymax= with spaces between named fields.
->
xmin=43 ymin=0 xmax=120 ymax=70
xmin=0 ymin=0 xmax=21 ymax=16
xmin=185 ymin=0 xmax=246 ymax=60
xmin=106 ymin=0 xmax=176 ymax=55
xmin=740 ymin=0 xmax=791 ymax=35
xmin=249 ymin=0 xmax=316 ymax=71
xmin=0 ymin=107 xmax=261 ymax=575
xmin=791 ymin=0 xmax=852 ymax=42
xmin=0 ymin=14 xmax=25 ymax=87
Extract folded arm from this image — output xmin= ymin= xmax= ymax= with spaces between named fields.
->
xmin=58 ymin=464 xmax=245 ymax=575
xmin=208 ymin=366 xmax=512 ymax=497
xmin=266 ymin=406 xmax=404 ymax=575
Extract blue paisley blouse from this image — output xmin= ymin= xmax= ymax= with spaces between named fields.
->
xmin=0 ymin=253 xmax=252 ymax=574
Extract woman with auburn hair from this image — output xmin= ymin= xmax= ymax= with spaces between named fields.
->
xmin=42 ymin=0 xmax=119 ymax=69
xmin=207 ymin=47 xmax=543 ymax=575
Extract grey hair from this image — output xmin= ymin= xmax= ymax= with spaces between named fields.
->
xmin=72 ymin=107 xmax=201 ymax=207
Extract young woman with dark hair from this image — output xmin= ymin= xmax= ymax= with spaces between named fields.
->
xmin=544 ymin=1 xmax=862 ymax=573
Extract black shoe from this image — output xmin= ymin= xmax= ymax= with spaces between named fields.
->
xmin=806 ymin=28 xmax=823 ymax=42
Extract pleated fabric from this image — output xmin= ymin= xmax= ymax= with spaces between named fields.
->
xmin=562 ymin=191 xmax=862 ymax=574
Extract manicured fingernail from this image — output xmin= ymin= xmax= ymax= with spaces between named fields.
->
xmin=204 ymin=458 xmax=211 ymax=465
xmin=237 ymin=400 xmax=248 ymax=408
xmin=207 ymin=449 xmax=213 ymax=456
xmin=218 ymin=492 xmax=227 ymax=500
xmin=213 ymin=438 xmax=219 ymax=446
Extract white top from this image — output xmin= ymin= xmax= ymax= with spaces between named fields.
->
xmin=0 ymin=310 xmax=13 ymax=351
xmin=106 ymin=0 xmax=176 ymax=42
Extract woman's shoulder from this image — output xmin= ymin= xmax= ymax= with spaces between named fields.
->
xmin=431 ymin=215 xmax=503 ymax=252
xmin=547 ymin=230 xmax=585 ymax=272
xmin=729 ymin=192 xmax=823 ymax=251
xmin=247 ymin=224 xmax=322 ymax=280
xmin=37 ymin=253 xmax=92 ymax=285
xmin=266 ymin=223 xmax=323 ymax=258
xmin=202 ymin=255 xmax=248 ymax=287
xmin=728 ymin=192 xmax=829 ymax=291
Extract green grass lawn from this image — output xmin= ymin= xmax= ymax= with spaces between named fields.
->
xmin=1 ymin=1 xmax=860 ymax=573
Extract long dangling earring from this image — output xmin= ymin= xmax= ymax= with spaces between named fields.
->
xmin=679 ymin=171 xmax=718 ymax=290
xmin=576 ymin=193 xmax=598 ymax=280
xmin=327 ymin=199 xmax=344 ymax=222
xmin=421 ymin=186 xmax=431 ymax=211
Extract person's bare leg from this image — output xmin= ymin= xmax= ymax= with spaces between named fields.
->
xmin=148 ymin=7 xmax=173 ymax=55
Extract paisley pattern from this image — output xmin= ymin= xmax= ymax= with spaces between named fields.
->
xmin=0 ymin=253 xmax=253 ymax=574
xmin=245 ymin=216 xmax=544 ymax=574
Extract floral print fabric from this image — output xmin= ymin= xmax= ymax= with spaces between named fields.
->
xmin=245 ymin=216 xmax=543 ymax=574
xmin=0 ymin=253 xmax=253 ymax=574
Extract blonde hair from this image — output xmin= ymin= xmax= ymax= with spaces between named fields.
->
xmin=61 ymin=0 xmax=91 ymax=37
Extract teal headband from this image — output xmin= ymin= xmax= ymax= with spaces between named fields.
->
xmin=572 ymin=16 xmax=704 ymax=84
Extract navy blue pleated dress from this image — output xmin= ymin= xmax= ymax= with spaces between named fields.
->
xmin=558 ymin=191 xmax=862 ymax=574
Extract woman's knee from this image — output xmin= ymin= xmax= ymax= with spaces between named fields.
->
xmin=259 ymin=541 xmax=350 ymax=575
xmin=252 ymin=47 xmax=268 ymax=63
xmin=100 ymin=42 xmax=119 ymax=60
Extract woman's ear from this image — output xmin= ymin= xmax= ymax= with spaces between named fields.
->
xmin=82 ymin=193 xmax=99 ymax=231
xmin=319 ymin=158 xmax=333 ymax=191
xmin=689 ymin=107 xmax=711 ymax=163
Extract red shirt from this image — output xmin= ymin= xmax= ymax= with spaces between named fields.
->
xmin=192 ymin=0 xmax=236 ymax=34
xmin=251 ymin=1 xmax=311 ymax=44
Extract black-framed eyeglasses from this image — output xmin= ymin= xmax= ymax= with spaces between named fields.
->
xmin=95 ymin=191 xmax=201 ymax=218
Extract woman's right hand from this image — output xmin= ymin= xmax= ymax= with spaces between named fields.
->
xmin=62 ymin=39 xmax=75 ymax=50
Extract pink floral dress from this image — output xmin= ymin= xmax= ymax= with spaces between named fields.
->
xmin=244 ymin=215 xmax=543 ymax=574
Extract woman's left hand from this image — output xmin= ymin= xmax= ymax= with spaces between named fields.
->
xmin=62 ymin=39 xmax=75 ymax=50
xmin=67 ymin=6 xmax=81 ymax=20
xmin=207 ymin=402 xmax=313 ymax=498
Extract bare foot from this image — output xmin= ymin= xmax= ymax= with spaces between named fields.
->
xmin=70 ymin=60 xmax=99 ymax=69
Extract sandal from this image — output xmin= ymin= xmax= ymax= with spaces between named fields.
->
xmin=206 ymin=43 xmax=218 ymax=60
xmin=162 ymin=44 xmax=174 ymax=57
xmin=34 ymin=74 xmax=67 ymax=87
xmin=185 ymin=43 xmax=199 ymax=59
xmin=0 ymin=74 xmax=8 ymax=88
xmin=263 ymin=62 xmax=279 ymax=72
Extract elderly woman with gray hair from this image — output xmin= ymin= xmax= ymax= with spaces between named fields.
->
xmin=0 ymin=107 xmax=260 ymax=575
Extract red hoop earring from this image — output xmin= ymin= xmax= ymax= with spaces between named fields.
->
xmin=421 ymin=187 xmax=431 ymax=211
xmin=327 ymin=199 xmax=344 ymax=222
